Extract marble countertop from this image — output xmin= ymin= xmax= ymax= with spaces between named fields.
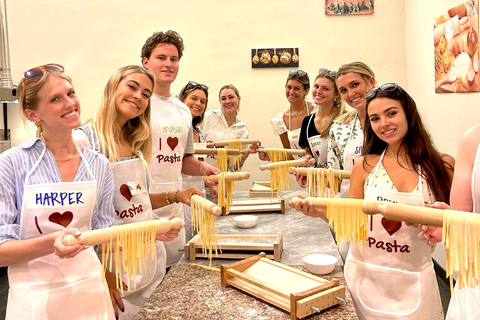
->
xmin=136 ymin=191 xmax=358 ymax=320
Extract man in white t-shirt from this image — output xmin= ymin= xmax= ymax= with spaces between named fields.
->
xmin=141 ymin=30 xmax=220 ymax=268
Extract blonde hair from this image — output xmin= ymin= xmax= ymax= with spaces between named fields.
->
xmin=315 ymin=70 xmax=346 ymax=135
xmin=91 ymin=65 xmax=155 ymax=170
xmin=336 ymin=61 xmax=376 ymax=124
xmin=219 ymin=84 xmax=241 ymax=111
xmin=18 ymin=71 xmax=73 ymax=137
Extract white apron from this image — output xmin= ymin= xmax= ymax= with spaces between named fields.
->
xmin=305 ymin=114 xmax=328 ymax=168
xmin=111 ymin=157 xmax=166 ymax=319
xmin=344 ymin=152 xmax=439 ymax=320
xmin=340 ymin=115 xmax=363 ymax=198
xmin=446 ymin=145 xmax=480 ymax=320
xmin=6 ymin=145 xmax=114 ymax=320
xmin=288 ymin=102 xmax=313 ymax=160
xmin=182 ymin=143 xmax=207 ymax=242
xmin=204 ymin=114 xmax=241 ymax=171
xmin=151 ymin=101 xmax=187 ymax=267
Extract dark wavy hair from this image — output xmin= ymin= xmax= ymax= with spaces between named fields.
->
xmin=179 ymin=81 xmax=209 ymax=128
xmin=363 ymin=83 xmax=453 ymax=203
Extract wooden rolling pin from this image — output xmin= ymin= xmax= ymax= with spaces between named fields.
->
xmin=191 ymin=194 xmax=222 ymax=216
xmin=260 ymin=158 xmax=315 ymax=171
xmin=290 ymin=197 xmax=445 ymax=227
xmin=63 ymin=218 xmax=184 ymax=246
xmin=289 ymin=167 xmax=351 ymax=179
xmin=213 ymin=139 xmax=259 ymax=147
xmin=205 ymin=172 xmax=250 ymax=182
xmin=257 ymin=148 xmax=306 ymax=156
xmin=194 ymin=148 xmax=241 ymax=155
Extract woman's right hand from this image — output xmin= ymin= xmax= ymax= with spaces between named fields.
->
xmin=257 ymin=150 xmax=270 ymax=161
xmin=417 ymin=201 xmax=449 ymax=246
xmin=209 ymin=185 xmax=218 ymax=202
xmin=289 ymin=195 xmax=328 ymax=222
xmin=294 ymin=172 xmax=307 ymax=188
xmin=54 ymin=228 xmax=88 ymax=259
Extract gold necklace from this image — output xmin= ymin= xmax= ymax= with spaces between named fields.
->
xmin=55 ymin=148 xmax=77 ymax=162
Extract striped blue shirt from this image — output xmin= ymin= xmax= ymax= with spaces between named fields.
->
xmin=0 ymin=138 xmax=115 ymax=244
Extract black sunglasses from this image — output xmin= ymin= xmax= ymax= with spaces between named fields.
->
xmin=365 ymin=83 xmax=401 ymax=100
xmin=289 ymin=69 xmax=307 ymax=77
xmin=185 ymin=81 xmax=208 ymax=92
xmin=318 ymin=68 xmax=338 ymax=78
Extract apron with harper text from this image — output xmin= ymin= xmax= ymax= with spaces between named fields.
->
xmin=446 ymin=145 xmax=480 ymax=320
xmin=6 ymin=145 xmax=114 ymax=320
xmin=150 ymin=98 xmax=187 ymax=267
xmin=344 ymin=151 xmax=438 ymax=320
xmin=111 ymin=157 xmax=166 ymax=319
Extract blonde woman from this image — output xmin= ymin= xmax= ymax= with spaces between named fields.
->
xmin=75 ymin=65 xmax=201 ymax=319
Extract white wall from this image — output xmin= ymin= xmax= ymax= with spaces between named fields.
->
xmin=5 ymin=0 xmax=406 ymax=191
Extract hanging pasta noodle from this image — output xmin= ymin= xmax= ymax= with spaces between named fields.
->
xmin=306 ymin=168 xmax=341 ymax=198
xmin=228 ymin=140 xmax=242 ymax=171
xmin=263 ymin=149 xmax=290 ymax=193
xmin=326 ymin=198 xmax=368 ymax=246
xmin=443 ymin=209 xmax=480 ymax=292
xmin=101 ymin=221 xmax=157 ymax=294
xmin=191 ymin=196 xmax=220 ymax=262
xmin=216 ymin=148 xmax=228 ymax=172
xmin=217 ymin=172 xmax=234 ymax=214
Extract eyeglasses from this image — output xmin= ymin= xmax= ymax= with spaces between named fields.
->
xmin=289 ymin=69 xmax=307 ymax=77
xmin=365 ymin=83 xmax=401 ymax=100
xmin=185 ymin=81 xmax=209 ymax=92
xmin=22 ymin=63 xmax=65 ymax=82
xmin=21 ymin=63 xmax=65 ymax=107
xmin=318 ymin=68 xmax=338 ymax=78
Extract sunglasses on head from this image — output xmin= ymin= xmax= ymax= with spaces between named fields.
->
xmin=21 ymin=63 xmax=65 ymax=107
xmin=289 ymin=69 xmax=307 ymax=77
xmin=185 ymin=80 xmax=209 ymax=92
xmin=365 ymin=83 xmax=401 ymax=100
xmin=318 ymin=68 xmax=338 ymax=78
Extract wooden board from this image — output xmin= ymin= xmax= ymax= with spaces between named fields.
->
xmin=221 ymin=253 xmax=345 ymax=320
xmin=250 ymin=181 xmax=278 ymax=197
xmin=225 ymin=196 xmax=285 ymax=214
xmin=185 ymin=232 xmax=283 ymax=262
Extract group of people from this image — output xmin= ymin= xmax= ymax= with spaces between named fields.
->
xmin=0 ymin=27 xmax=478 ymax=320
xmin=287 ymin=61 xmax=477 ymax=320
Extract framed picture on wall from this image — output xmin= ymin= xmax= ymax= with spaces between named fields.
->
xmin=325 ymin=0 xmax=374 ymax=16
xmin=251 ymin=48 xmax=299 ymax=68
xmin=434 ymin=0 xmax=479 ymax=93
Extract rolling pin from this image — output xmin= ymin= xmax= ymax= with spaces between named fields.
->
xmin=213 ymin=139 xmax=259 ymax=147
xmin=191 ymin=194 xmax=223 ymax=216
xmin=205 ymin=172 xmax=250 ymax=182
xmin=260 ymin=158 xmax=315 ymax=171
xmin=289 ymin=167 xmax=351 ymax=179
xmin=194 ymin=148 xmax=241 ymax=155
xmin=63 ymin=218 xmax=184 ymax=246
xmin=257 ymin=148 xmax=306 ymax=156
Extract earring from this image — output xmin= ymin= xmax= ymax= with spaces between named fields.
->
xmin=34 ymin=121 xmax=41 ymax=128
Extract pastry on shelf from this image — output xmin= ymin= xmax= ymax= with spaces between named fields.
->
xmin=280 ymin=49 xmax=291 ymax=64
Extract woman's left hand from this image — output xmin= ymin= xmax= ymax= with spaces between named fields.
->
xmin=176 ymin=186 xmax=203 ymax=206
xmin=156 ymin=214 xmax=184 ymax=241
xmin=54 ymin=228 xmax=88 ymax=259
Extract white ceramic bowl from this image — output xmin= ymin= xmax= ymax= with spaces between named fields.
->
xmin=303 ymin=254 xmax=338 ymax=275
xmin=234 ymin=215 xmax=258 ymax=228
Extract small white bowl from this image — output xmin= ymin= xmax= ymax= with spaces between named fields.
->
xmin=303 ymin=254 xmax=338 ymax=275
xmin=234 ymin=215 xmax=258 ymax=228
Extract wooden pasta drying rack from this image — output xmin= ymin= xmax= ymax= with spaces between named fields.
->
xmin=221 ymin=253 xmax=346 ymax=320
xmin=184 ymin=232 xmax=283 ymax=262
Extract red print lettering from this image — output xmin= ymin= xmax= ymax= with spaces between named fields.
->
xmin=156 ymin=154 xmax=182 ymax=163
xmin=367 ymin=237 xmax=410 ymax=253
xmin=159 ymin=137 xmax=161 ymax=150
xmin=115 ymin=203 xmax=144 ymax=219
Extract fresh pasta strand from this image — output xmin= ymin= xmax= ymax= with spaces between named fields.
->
xmin=100 ymin=221 xmax=157 ymax=294
xmin=326 ymin=198 xmax=368 ymax=246
xmin=228 ymin=140 xmax=242 ymax=171
xmin=442 ymin=209 xmax=480 ymax=292
xmin=216 ymin=148 xmax=228 ymax=172
xmin=217 ymin=172 xmax=234 ymax=214
xmin=191 ymin=196 xmax=220 ymax=262
xmin=306 ymin=168 xmax=341 ymax=198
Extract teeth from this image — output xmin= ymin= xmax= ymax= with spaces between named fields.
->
xmin=126 ymin=100 xmax=139 ymax=109
xmin=62 ymin=110 xmax=77 ymax=118
xmin=384 ymin=129 xmax=395 ymax=134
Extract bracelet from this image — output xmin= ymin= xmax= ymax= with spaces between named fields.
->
xmin=173 ymin=189 xmax=180 ymax=204
xmin=165 ymin=191 xmax=171 ymax=205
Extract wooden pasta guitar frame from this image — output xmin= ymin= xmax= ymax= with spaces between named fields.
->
xmin=185 ymin=232 xmax=283 ymax=262
xmin=221 ymin=253 xmax=345 ymax=320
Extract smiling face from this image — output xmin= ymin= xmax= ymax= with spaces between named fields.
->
xmin=336 ymin=72 xmax=373 ymax=111
xmin=312 ymin=77 xmax=338 ymax=106
xmin=219 ymin=88 xmax=240 ymax=115
xmin=367 ymin=97 xmax=408 ymax=149
xmin=142 ymin=43 xmax=179 ymax=88
xmin=183 ymin=89 xmax=207 ymax=118
xmin=115 ymin=73 xmax=153 ymax=126
xmin=285 ymin=79 xmax=309 ymax=104
xmin=25 ymin=75 xmax=81 ymax=135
